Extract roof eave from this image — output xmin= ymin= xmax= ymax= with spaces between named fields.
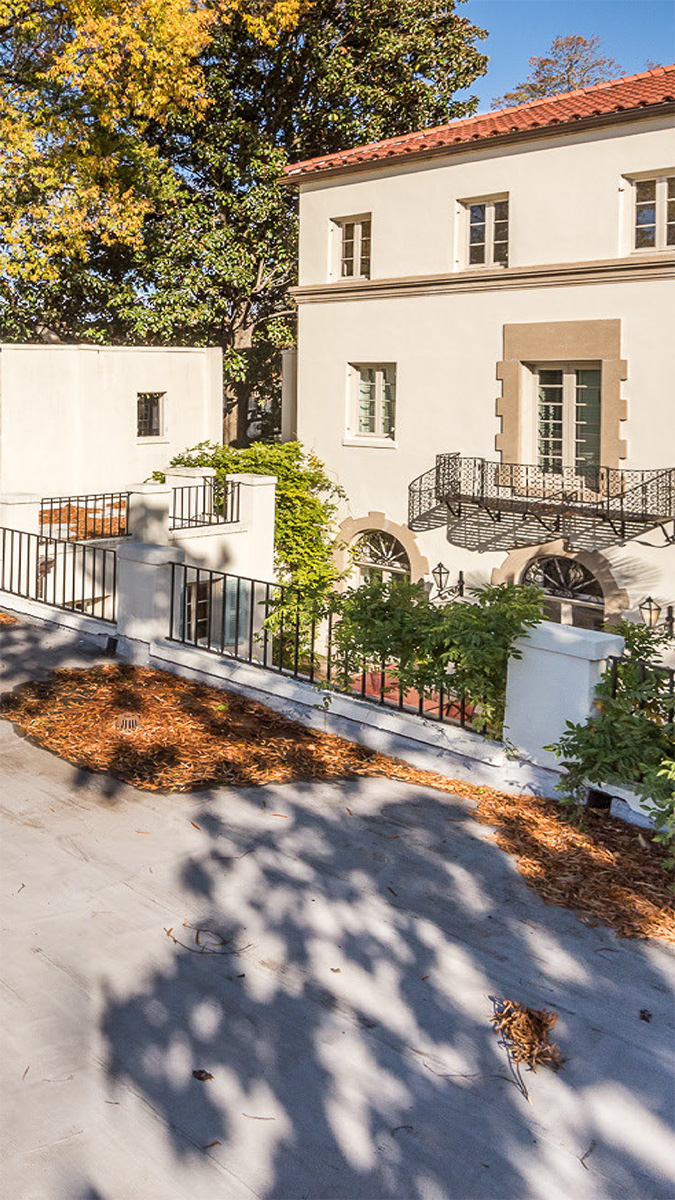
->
xmin=282 ymin=101 xmax=675 ymax=187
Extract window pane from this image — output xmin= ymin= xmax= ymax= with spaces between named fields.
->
xmin=381 ymin=368 xmax=396 ymax=439
xmin=575 ymin=368 xmax=601 ymax=476
xmin=359 ymin=219 xmax=371 ymax=277
xmin=635 ymin=203 xmax=656 ymax=227
xmin=469 ymin=203 xmax=486 ymax=223
xmin=636 ymin=180 xmax=656 ymax=202
xmin=537 ymin=371 xmax=563 ymax=473
xmin=493 ymin=200 xmax=508 ymax=222
xmin=358 ymin=369 xmax=376 ymax=433
xmin=636 ymin=225 xmax=656 ymax=248
xmin=137 ymin=392 xmax=162 ymax=437
xmin=668 ymin=178 xmax=675 ymax=199
xmin=341 ymin=223 xmax=355 ymax=276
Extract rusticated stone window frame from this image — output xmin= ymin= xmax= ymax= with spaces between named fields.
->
xmin=495 ymin=320 xmax=628 ymax=468
xmin=491 ymin=540 xmax=630 ymax=623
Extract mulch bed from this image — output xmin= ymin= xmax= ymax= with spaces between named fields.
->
xmin=1 ymin=664 xmax=673 ymax=944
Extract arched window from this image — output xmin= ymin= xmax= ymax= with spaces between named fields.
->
xmin=522 ymin=555 xmax=605 ymax=629
xmin=353 ymin=531 xmax=411 ymax=585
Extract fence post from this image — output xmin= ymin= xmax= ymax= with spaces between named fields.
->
xmin=0 ymin=493 xmax=40 ymax=535
xmin=503 ymin=621 xmax=625 ymax=770
xmin=127 ymin=483 xmax=172 ymax=544
xmin=116 ymin=542 xmax=185 ymax=646
xmin=225 ymin=473 xmax=277 ymax=581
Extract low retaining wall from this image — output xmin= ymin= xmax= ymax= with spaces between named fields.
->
xmin=0 ymin=588 xmax=655 ymax=826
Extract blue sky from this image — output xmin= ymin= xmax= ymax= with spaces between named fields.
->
xmin=457 ymin=0 xmax=675 ymax=111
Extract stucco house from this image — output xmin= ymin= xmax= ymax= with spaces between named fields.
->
xmin=283 ymin=67 xmax=675 ymax=630
xmin=0 ymin=343 xmax=223 ymax=497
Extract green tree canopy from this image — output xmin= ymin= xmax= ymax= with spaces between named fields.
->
xmin=491 ymin=34 xmax=624 ymax=109
xmin=1 ymin=1 xmax=488 ymax=439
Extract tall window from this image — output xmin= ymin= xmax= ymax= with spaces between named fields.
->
xmin=634 ymin=176 xmax=675 ymax=250
xmin=137 ymin=391 xmax=164 ymax=438
xmin=339 ymin=217 xmax=371 ymax=278
xmin=352 ymin=365 xmax=396 ymax=439
xmin=466 ymin=197 xmax=509 ymax=266
xmin=184 ymin=580 xmax=210 ymax=642
xmin=535 ymin=365 xmax=601 ymax=475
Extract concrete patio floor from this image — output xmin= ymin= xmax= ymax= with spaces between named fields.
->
xmin=0 ymin=619 xmax=674 ymax=1200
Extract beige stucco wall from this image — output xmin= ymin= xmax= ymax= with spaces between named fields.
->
xmin=295 ymin=276 xmax=675 ymax=613
xmin=298 ymin=114 xmax=674 ymax=284
xmin=0 ymin=344 xmax=223 ymax=497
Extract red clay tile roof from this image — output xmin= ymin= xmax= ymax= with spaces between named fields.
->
xmin=284 ymin=66 xmax=675 ymax=181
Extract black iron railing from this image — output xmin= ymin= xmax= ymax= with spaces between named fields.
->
xmin=168 ymin=563 xmax=474 ymax=729
xmin=409 ymin=454 xmax=675 ymax=549
xmin=0 ymin=526 xmax=117 ymax=622
xmin=607 ymin=654 xmax=675 ymax=724
xmin=170 ymin=479 xmax=240 ymax=530
xmin=40 ymin=492 xmax=130 ymax=541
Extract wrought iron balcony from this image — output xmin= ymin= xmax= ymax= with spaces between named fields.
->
xmin=408 ymin=454 xmax=675 ymax=552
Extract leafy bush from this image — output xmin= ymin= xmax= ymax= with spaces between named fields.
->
xmin=547 ymin=623 xmax=675 ymax=848
xmin=166 ymin=440 xmax=346 ymax=596
xmin=330 ymin=578 xmax=543 ymax=735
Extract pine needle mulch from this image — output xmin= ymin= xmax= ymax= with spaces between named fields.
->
xmin=0 ymin=610 xmax=18 ymax=626
xmin=2 ymin=664 xmax=673 ymax=944
xmin=490 ymin=1000 xmax=562 ymax=1072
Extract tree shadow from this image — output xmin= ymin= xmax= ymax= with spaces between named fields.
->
xmin=99 ymin=778 xmax=675 ymax=1200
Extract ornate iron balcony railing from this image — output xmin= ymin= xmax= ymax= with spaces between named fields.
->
xmin=408 ymin=454 xmax=675 ymax=551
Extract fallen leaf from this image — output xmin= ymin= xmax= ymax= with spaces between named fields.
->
xmin=346 ymin=808 xmax=353 ymax=815
xmin=330 ymin=967 xmax=341 ymax=974
xmin=387 ymin=886 xmax=398 ymax=897
xmin=639 ymin=1009 xmax=652 ymax=1023
xmin=191 ymin=821 xmax=200 ymax=830
xmin=202 ymin=1141 xmax=221 ymax=1149
xmin=242 ymin=1113 xmax=275 ymax=1120
xmin=421 ymin=975 xmax=429 ymax=981
xmin=21 ymin=1066 xmax=29 ymax=1081
xmin=135 ymin=830 xmax=150 ymax=835
xmin=192 ymin=1070 xmax=213 ymax=1082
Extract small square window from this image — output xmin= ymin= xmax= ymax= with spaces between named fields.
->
xmin=632 ymin=175 xmax=675 ymax=251
xmin=462 ymin=196 xmax=509 ymax=267
xmin=137 ymin=392 xmax=164 ymax=438
xmin=350 ymin=364 xmax=396 ymax=439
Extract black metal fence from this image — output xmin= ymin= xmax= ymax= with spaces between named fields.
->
xmin=40 ymin=492 xmax=130 ymax=541
xmin=607 ymin=654 xmax=675 ymax=724
xmin=167 ymin=563 xmax=474 ymax=728
xmin=170 ymin=479 xmax=240 ymax=529
xmin=0 ymin=526 xmax=117 ymax=622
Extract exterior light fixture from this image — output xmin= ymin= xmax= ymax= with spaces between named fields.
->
xmin=638 ymin=596 xmax=674 ymax=637
xmin=431 ymin=563 xmax=465 ymax=601
xmin=638 ymin=595 xmax=661 ymax=628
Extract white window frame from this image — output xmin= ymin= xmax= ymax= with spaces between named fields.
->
xmin=629 ymin=172 xmax=675 ymax=252
xmin=136 ymin=391 xmax=168 ymax=442
xmin=345 ymin=363 xmax=397 ymax=445
xmin=459 ymin=193 xmax=509 ymax=269
xmin=528 ymin=362 xmax=602 ymax=475
xmin=331 ymin=214 xmax=372 ymax=280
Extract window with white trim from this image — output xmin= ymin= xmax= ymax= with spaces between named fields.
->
xmin=350 ymin=364 xmax=396 ymax=439
xmin=534 ymin=364 xmax=601 ymax=475
xmin=463 ymin=196 xmax=509 ymax=266
xmin=633 ymin=175 xmax=675 ymax=250
xmin=335 ymin=216 xmax=371 ymax=278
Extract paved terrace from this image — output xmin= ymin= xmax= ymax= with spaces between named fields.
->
xmin=0 ymin=616 xmax=674 ymax=1200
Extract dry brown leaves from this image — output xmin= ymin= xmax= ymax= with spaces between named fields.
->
xmin=2 ymin=664 xmax=673 ymax=944
xmin=490 ymin=1000 xmax=562 ymax=1072
xmin=0 ymin=611 xmax=18 ymax=626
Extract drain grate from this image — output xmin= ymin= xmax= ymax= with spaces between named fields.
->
xmin=116 ymin=712 xmax=140 ymax=733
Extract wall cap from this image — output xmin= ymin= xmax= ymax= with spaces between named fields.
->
xmin=116 ymin=542 xmax=185 ymax=565
xmin=226 ymin=473 xmax=277 ymax=487
xmin=515 ymin=619 xmax=625 ymax=661
xmin=165 ymin=466 xmax=216 ymax=480
xmin=0 ymin=493 xmax=40 ymax=504
xmin=128 ymin=482 xmax=171 ymax=495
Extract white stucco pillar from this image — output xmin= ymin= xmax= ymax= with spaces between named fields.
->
xmin=0 ymin=493 xmax=40 ymax=535
xmin=503 ymin=621 xmax=625 ymax=769
xmin=116 ymin=542 xmax=185 ymax=646
xmin=226 ymin=473 xmax=277 ymax=581
xmin=127 ymin=483 xmax=171 ymax=543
